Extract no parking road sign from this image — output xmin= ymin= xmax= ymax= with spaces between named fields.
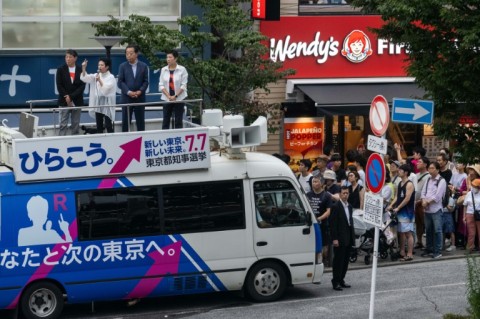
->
xmin=369 ymin=95 xmax=390 ymax=137
xmin=366 ymin=153 xmax=385 ymax=194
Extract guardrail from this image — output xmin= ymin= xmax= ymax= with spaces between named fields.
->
xmin=22 ymin=94 xmax=203 ymax=133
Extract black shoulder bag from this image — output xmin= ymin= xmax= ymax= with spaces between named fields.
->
xmin=472 ymin=193 xmax=480 ymax=221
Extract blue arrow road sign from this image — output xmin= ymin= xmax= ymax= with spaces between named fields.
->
xmin=392 ymin=98 xmax=434 ymax=124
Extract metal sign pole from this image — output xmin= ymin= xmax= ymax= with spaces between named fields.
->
xmin=368 ymin=132 xmax=387 ymax=319
xmin=366 ymin=95 xmax=390 ymax=319
xmin=368 ymin=225 xmax=380 ymax=319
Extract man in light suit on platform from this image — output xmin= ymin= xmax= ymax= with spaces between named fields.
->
xmin=117 ymin=44 xmax=149 ymax=132
xmin=330 ymin=186 xmax=355 ymax=291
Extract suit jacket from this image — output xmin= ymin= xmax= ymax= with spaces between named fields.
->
xmin=56 ymin=64 xmax=85 ymax=106
xmin=329 ymin=200 xmax=355 ymax=247
xmin=117 ymin=60 xmax=149 ymax=104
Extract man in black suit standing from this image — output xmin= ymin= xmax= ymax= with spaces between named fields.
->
xmin=118 ymin=44 xmax=149 ymax=132
xmin=56 ymin=49 xmax=85 ymax=135
xmin=330 ymin=186 xmax=355 ymax=291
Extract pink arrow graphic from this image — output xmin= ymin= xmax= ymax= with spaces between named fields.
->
xmin=110 ymin=137 xmax=142 ymax=174
xmin=125 ymin=241 xmax=182 ymax=299
xmin=98 ymin=137 xmax=143 ymax=188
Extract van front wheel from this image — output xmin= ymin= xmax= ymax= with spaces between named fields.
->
xmin=20 ymin=281 xmax=64 ymax=319
xmin=245 ymin=261 xmax=287 ymax=302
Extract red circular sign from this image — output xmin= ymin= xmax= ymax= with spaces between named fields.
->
xmin=369 ymin=95 xmax=390 ymax=137
xmin=366 ymin=153 xmax=386 ymax=194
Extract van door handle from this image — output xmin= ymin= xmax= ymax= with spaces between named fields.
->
xmin=256 ymin=241 xmax=268 ymax=246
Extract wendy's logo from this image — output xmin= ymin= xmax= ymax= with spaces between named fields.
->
xmin=341 ymin=30 xmax=373 ymax=63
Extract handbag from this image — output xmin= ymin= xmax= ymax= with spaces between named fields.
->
xmin=457 ymin=195 xmax=466 ymax=206
xmin=472 ymin=193 xmax=480 ymax=221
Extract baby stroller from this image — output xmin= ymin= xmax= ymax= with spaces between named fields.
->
xmin=350 ymin=210 xmax=398 ymax=265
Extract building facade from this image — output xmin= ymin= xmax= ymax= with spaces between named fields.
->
xmin=255 ymin=0 xmax=442 ymax=166
xmin=0 ymin=0 xmax=203 ymax=106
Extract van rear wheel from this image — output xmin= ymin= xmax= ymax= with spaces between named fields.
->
xmin=20 ymin=281 xmax=63 ymax=319
xmin=245 ymin=261 xmax=287 ymax=302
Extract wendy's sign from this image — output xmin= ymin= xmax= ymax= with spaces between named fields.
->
xmin=260 ymin=16 xmax=410 ymax=79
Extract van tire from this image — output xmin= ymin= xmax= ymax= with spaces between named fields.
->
xmin=20 ymin=281 xmax=64 ymax=319
xmin=245 ymin=261 xmax=287 ymax=302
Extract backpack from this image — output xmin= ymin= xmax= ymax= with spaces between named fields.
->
xmin=425 ymin=176 xmax=450 ymax=208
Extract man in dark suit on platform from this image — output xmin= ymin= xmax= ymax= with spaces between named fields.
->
xmin=117 ymin=44 xmax=149 ymax=132
xmin=56 ymin=49 xmax=85 ymax=135
xmin=330 ymin=186 xmax=355 ymax=291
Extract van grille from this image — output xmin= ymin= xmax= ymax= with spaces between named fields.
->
xmin=172 ymin=275 xmax=208 ymax=291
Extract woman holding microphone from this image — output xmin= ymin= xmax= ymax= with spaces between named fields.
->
xmin=81 ymin=57 xmax=116 ymax=133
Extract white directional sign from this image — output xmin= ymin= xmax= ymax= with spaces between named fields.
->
xmin=363 ymin=192 xmax=384 ymax=228
xmin=367 ymin=134 xmax=388 ymax=155
xmin=392 ymin=98 xmax=434 ymax=124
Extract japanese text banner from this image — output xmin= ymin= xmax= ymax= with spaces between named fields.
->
xmin=13 ymin=128 xmax=210 ymax=182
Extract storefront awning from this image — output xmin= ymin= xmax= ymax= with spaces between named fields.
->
xmin=297 ymin=82 xmax=426 ymax=116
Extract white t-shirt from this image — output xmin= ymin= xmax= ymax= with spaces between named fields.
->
xmin=451 ymin=172 xmax=467 ymax=190
xmin=358 ymin=169 xmax=366 ymax=187
xmin=463 ymin=190 xmax=480 ymax=214
xmin=298 ymin=174 xmax=313 ymax=193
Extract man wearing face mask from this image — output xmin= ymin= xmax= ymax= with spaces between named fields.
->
xmin=463 ymin=178 xmax=480 ymax=252
xmin=421 ymin=162 xmax=447 ymax=259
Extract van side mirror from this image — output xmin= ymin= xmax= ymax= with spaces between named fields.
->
xmin=306 ymin=213 xmax=312 ymax=226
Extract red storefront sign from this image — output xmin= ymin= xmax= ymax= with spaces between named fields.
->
xmin=459 ymin=115 xmax=479 ymax=126
xmin=252 ymin=0 xmax=266 ymax=19
xmin=260 ymin=16 xmax=410 ymax=79
xmin=284 ymin=117 xmax=324 ymax=173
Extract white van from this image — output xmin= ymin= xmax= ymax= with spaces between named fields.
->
xmin=0 ymin=111 xmax=323 ymax=319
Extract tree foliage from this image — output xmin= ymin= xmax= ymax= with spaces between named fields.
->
xmin=348 ymin=0 xmax=480 ymax=163
xmin=93 ymin=0 xmax=293 ymax=118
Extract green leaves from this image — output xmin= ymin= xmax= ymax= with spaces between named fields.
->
xmin=350 ymin=0 xmax=480 ymax=163
xmin=92 ymin=1 xmax=291 ymax=121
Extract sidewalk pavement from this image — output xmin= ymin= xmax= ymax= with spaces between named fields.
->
xmin=324 ymin=244 xmax=472 ymax=273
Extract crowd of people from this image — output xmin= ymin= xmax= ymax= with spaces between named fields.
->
xmin=56 ymin=46 xmax=188 ymax=135
xmin=275 ymin=144 xmax=480 ymax=291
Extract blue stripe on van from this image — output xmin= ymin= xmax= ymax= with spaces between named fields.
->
xmin=314 ymin=223 xmax=322 ymax=254
xmin=118 ymin=176 xmax=134 ymax=187
xmin=172 ymin=234 xmax=227 ymax=291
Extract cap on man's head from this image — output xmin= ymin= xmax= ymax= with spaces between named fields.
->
xmin=472 ymin=179 xmax=480 ymax=188
xmin=390 ymin=160 xmax=401 ymax=167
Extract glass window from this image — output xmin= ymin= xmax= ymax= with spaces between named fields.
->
xmin=63 ymin=23 xmax=103 ymax=48
xmin=2 ymin=0 xmax=60 ymax=16
xmin=164 ymin=181 xmax=245 ymax=234
xmin=124 ymin=0 xmax=179 ymax=16
xmin=254 ymin=180 xmax=307 ymax=228
xmin=3 ymin=22 xmax=60 ymax=48
xmin=63 ymin=0 xmax=120 ymax=16
xmin=159 ymin=22 xmax=180 ymax=31
xmin=77 ymin=187 xmax=160 ymax=240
